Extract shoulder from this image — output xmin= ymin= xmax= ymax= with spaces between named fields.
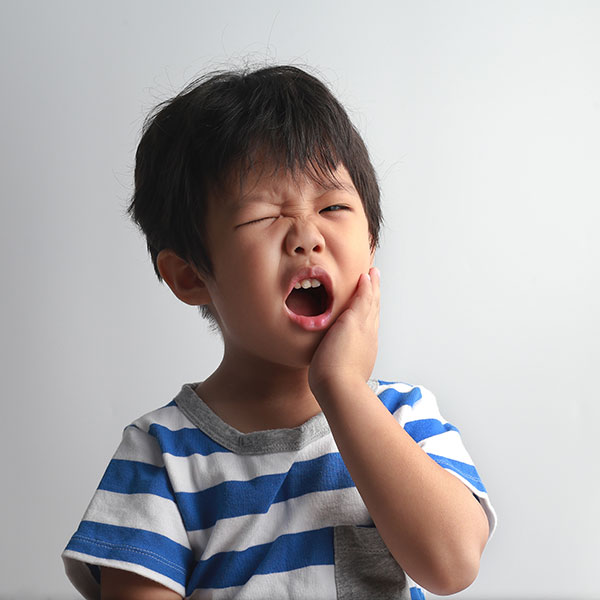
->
xmin=116 ymin=383 xmax=215 ymax=463
xmin=370 ymin=379 xmax=459 ymax=440
xmin=128 ymin=384 xmax=198 ymax=432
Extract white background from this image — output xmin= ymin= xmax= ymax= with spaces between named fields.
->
xmin=1 ymin=1 xmax=599 ymax=598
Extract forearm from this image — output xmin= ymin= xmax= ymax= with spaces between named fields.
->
xmin=314 ymin=377 xmax=489 ymax=596
xmin=101 ymin=567 xmax=183 ymax=600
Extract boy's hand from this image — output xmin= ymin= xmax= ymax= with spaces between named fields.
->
xmin=308 ymin=266 xmax=380 ymax=399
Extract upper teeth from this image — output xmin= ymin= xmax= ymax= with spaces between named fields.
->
xmin=294 ymin=278 xmax=321 ymax=290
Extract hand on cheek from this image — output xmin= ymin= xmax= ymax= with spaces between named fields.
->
xmin=308 ymin=267 xmax=380 ymax=399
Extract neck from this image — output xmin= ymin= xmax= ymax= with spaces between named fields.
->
xmin=196 ymin=348 xmax=321 ymax=432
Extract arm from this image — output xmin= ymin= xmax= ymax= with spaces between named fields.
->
xmin=309 ymin=269 xmax=490 ymax=596
xmin=101 ymin=567 xmax=183 ymax=600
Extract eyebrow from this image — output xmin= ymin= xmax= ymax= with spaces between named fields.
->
xmin=233 ymin=191 xmax=281 ymax=209
xmin=248 ymin=176 xmax=353 ymax=199
xmin=225 ymin=169 xmax=358 ymax=212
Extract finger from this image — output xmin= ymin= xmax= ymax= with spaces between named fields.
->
xmin=366 ymin=267 xmax=380 ymax=310
xmin=368 ymin=267 xmax=381 ymax=327
xmin=369 ymin=266 xmax=380 ymax=283
xmin=369 ymin=267 xmax=381 ymax=300
xmin=346 ymin=272 xmax=372 ymax=316
xmin=356 ymin=272 xmax=372 ymax=294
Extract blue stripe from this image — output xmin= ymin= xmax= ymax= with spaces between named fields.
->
xmin=404 ymin=418 xmax=459 ymax=443
xmin=378 ymin=386 xmax=422 ymax=412
xmin=177 ymin=452 xmax=354 ymax=531
xmin=410 ymin=586 xmax=426 ymax=600
xmin=98 ymin=459 xmax=175 ymax=500
xmin=187 ymin=527 xmax=334 ymax=592
xmin=145 ymin=423 xmax=231 ymax=457
xmin=66 ymin=520 xmax=193 ymax=586
xmin=428 ymin=453 xmax=487 ymax=493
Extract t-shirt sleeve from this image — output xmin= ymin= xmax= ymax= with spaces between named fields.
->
xmin=377 ymin=381 xmax=497 ymax=538
xmin=62 ymin=423 xmax=193 ymax=599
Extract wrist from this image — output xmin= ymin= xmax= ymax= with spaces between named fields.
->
xmin=310 ymin=374 xmax=371 ymax=408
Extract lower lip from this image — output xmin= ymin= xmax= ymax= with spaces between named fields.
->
xmin=285 ymin=306 xmax=334 ymax=331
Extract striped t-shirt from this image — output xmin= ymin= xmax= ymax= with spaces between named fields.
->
xmin=62 ymin=380 xmax=496 ymax=599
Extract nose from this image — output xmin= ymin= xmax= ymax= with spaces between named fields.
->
xmin=284 ymin=219 xmax=325 ymax=256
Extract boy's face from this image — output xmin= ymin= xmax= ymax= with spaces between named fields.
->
xmin=201 ymin=163 xmax=374 ymax=368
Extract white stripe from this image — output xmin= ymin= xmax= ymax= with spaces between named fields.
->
xmin=394 ymin=387 xmax=444 ymax=425
xmin=385 ymin=384 xmax=478 ymax=467
xmin=162 ymin=433 xmax=338 ymax=494
xmin=382 ymin=383 xmax=457 ymax=432
xmin=374 ymin=381 xmax=414 ymax=394
xmin=82 ymin=489 xmax=191 ymax=550
xmin=479 ymin=495 xmax=497 ymax=538
xmin=189 ymin=486 xmax=369 ymax=560
xmin=418 ymin=430 xmax=476 ymax=464
xmin=112 ymin=426 xmax=165 ymax=466
xmin=189 ymin=564 xmax=336 ymax=599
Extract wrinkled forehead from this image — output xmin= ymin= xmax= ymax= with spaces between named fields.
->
xmin=213 ymin=155 xmax=357 ymax=211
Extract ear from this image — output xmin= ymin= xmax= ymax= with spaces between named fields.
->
xmin=156 ymin=249 xmax=212 ymax=306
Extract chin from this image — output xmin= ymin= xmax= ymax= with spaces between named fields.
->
xmin=276 ymin=333 xmax=326 ymax=370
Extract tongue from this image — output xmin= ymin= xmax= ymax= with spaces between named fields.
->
xmin=286 ymin=288 xmax=325 ymax=317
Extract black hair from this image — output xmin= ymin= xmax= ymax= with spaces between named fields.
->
xmin=128 ymin=65 xmax=382 ymax=318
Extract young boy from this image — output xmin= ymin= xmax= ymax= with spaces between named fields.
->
xmin=63 ymin=65 xmax=495 ymax=599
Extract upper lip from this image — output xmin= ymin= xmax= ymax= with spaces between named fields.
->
xmin=285 ymin=265 xmax=333 ymax=303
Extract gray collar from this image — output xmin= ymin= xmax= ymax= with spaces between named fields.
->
xmin=174 ymin=383 xmax=332 ymax=455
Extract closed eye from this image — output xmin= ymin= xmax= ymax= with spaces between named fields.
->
xmin=237 ymin=216 xmax=278 ymax=227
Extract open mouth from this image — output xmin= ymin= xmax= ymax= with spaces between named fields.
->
xmin=285 ymin=278 xmax=329 ymax=317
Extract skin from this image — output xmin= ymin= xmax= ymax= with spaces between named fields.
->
xmin=101 ymin=165 xmax=489 ymax=599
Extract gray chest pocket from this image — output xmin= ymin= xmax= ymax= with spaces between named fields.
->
xmin=333 ymin=526 xmax=411 ymax=600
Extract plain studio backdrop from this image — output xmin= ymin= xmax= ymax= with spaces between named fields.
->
xmin=1 ymin=1 xmax=598 ymax=598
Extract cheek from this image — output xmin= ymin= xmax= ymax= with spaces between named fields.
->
xmin=237 ymin=228 xmax=283 ymax=264
xmin=209 ymin=262 xmax=278 ymax=324
xmin=344 ymin=226 xmax=373 ymax=270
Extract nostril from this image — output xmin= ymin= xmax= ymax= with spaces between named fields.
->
xmin=294 ymin=243 xmax=321 ymax=254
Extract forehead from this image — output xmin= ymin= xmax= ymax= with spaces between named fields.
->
xmin=217 ymin=162 xmax=359 ymax=212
